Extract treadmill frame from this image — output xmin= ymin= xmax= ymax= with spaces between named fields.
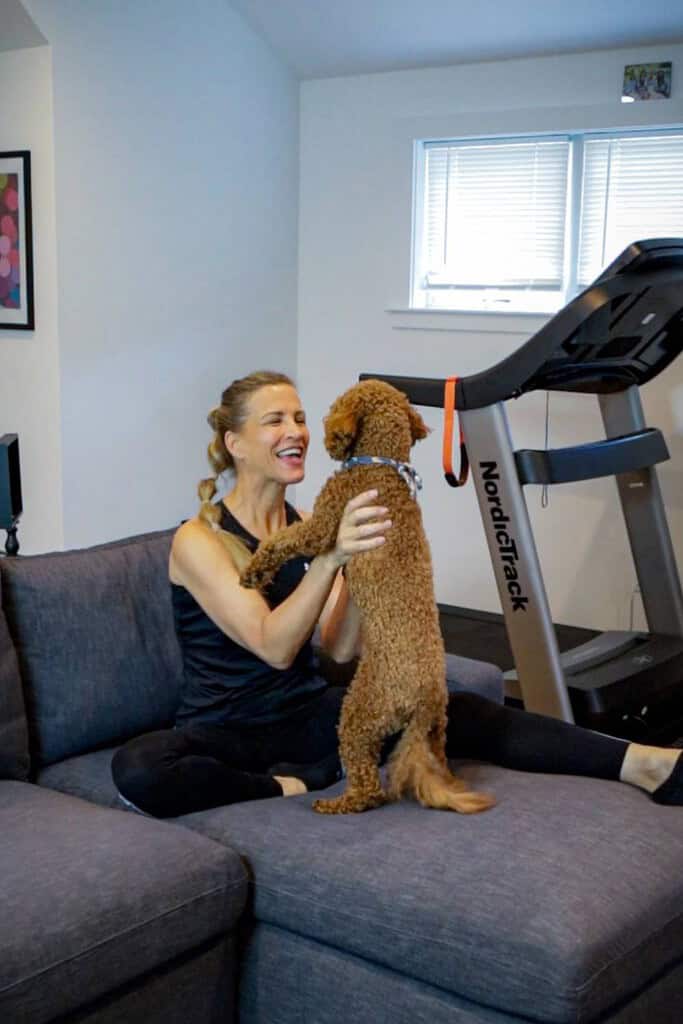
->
xmin=462 ymin=385 xmax=683 ymax=721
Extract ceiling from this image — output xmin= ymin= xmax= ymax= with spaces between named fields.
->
xmin=2 ymin=0 xmax=681 ymax=77
xmin=228 ymin=0 xmax=683 ymax=79
xmin=0 ymin=0 xmax=46 ymax=53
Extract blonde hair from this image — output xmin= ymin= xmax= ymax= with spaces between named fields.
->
xmin=198 ymin=370 xmax=295 ymax=571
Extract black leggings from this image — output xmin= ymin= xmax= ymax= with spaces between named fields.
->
xmin=111 ymin=687 xmax=629 ymax=818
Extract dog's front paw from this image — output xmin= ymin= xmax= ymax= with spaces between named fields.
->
xmin=240 ymin=556 xmax=276 ymax=592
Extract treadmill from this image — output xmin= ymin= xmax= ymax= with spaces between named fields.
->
xmin=362 ymin=238 xmax=683 ymax=742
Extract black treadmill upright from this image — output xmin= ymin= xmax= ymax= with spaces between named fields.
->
xmin=363 ymin=239 xmax=683 ymax=741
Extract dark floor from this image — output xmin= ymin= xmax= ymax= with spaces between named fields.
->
xmin=439 ymin=604 xmax=598 ymax=670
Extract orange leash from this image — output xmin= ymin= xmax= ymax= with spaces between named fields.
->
xmin=442 ymin=376 xmax=469 ymax=488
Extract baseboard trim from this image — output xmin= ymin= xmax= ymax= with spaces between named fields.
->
xmin=437 ymin=603 xmax=504 ymax=625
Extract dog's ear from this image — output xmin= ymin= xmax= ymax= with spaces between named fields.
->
xmin=408 ymin=404 xmax=429 ymax=444
xmin=324 ymin=406 xmax=361 ymax=461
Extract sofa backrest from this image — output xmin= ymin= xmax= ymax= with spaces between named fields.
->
xmin=0 ymin=529 xmax=184 ymax=768
xmin=0 ymin=574 xmax=30 ymax=780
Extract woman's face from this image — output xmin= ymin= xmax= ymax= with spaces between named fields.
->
xmin=228 ymin=384 xmax=310 ymax=485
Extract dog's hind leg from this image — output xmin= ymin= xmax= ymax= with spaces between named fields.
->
xmin=426 ymin=701 xmax=450 ymax=772
xmin=427 ymin=711 xmax=468 ymax=792
xmin=313 ymin=663 xmax=389 ymax=815
xmin=388 ymin=712 xmax=495 ymax=813
xmin=313 ymin=734 xmax=387 ymax=814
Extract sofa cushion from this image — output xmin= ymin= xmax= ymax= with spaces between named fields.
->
xmin=0 ymin=576 xmax=29 ymax=780
xmin=0 ymin=529 xmax=183 ymax=767
xmin=239 ymin=920 xmax=683 ymax=1024
xmin=0 ymin=780 xmax=247 ymax=1024
xmin=181 ymin=763 xmax=683 ymax=1024
xmin=34 ymin=659 xmax=503 ymax=812
xmin=37 ymin=745 xmax=122 ymax=808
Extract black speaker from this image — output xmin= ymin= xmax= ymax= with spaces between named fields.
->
xmin=0 ymin=434 xmax=22 ymax=529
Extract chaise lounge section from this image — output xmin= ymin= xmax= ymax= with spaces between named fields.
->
xmin=2 ymin=528 xmax=683 ymax=1023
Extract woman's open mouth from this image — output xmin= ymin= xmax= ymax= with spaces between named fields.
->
xmin=275 ymin=446 xmax=305 ymax=467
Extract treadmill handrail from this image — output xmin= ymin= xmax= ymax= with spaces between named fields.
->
xmin=361 ymin=247 xmax=683 ymax=410
xmin=514 ymin=428 xmax=670 ymax=486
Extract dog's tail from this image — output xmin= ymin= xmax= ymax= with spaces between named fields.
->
xmin=387 ymin=722 xmax=495 ymax=814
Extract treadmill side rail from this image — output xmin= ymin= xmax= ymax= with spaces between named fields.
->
xmin=461 ymin=403 xmax=575 ymax=722
xmin=600 ymin=387 xmax=683 ymax=638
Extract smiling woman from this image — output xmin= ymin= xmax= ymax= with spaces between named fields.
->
xmin=197 ymin=371 xmax=302 ymax=531
xmin=109 ymin=368 xmax=391 ymax=816
xmin=198 ymin=370 xmax=313 ymax=584
xmin=223 ymin=377 xmax=310 ymax=485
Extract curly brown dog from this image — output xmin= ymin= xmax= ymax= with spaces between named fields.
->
xmin=240 ymin=379 xmax=495 ymax=816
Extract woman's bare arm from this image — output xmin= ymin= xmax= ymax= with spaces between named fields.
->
xmin=318 ymin=573 xmax=362 ymax=663
xmin=170 ymin=490 xmax=389 ymax=670
xmin=171 ymin=520 xmax=339 ymax=669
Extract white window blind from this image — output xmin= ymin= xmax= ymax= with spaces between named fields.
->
xmin=578 ymin=133 xmax=683 ymax=286
xmin=421 ymin=139 xmax=570 ymax=294
xmin=413 ymin=128 xmax=683 ymax=315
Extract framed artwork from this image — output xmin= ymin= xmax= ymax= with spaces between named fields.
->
xmin=622 ymin=62 xmax=672 ymax=103
xmin=0 ymin=151 xmax=34 ymax=330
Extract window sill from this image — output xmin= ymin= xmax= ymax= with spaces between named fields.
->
xmin=386 ymin=307 xmax=552 ymax=334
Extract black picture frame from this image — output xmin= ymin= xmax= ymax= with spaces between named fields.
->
xmin=0 ymin=150 xmax=35 ymax=330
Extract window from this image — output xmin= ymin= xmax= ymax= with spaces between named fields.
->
xmin=412 ymin=129 xmax=683 ymax=314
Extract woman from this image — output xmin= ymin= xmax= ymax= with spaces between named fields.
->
xmin=112 ymin=370 xmax=683 ymax=817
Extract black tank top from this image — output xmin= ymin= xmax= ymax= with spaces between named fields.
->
xmin=172 ymin=502 xmax=325 ymax=727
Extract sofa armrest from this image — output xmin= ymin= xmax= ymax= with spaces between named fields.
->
xmin=445 ymin=651 xmax=504 ymax=704
xmin=314 ymin=645 xmax=504 ymax=704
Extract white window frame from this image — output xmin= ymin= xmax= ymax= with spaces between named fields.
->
xmin=411 ymin=126 xmax=683 ymax=316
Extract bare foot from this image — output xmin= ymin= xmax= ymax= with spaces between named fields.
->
xmin=274 ymin=776 xmax=307 ymax=797
xmin=620 ymin=744 xmax=683 ymax=801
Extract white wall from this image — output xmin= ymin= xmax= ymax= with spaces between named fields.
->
xmin=298 ymin=44 xmax=683 ymax=631
xmin=0 ymin=45 xmax=63 ymax=554
xmin=20 ymin=0 xmax=300 ymax=549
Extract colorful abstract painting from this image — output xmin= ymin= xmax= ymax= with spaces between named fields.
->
xmin=0 ymin=152 xmax=34 ymax=330
xmin=0 ymin=174 xmax=21 ymax=309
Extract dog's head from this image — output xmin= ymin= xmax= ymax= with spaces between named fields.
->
xmin=324 ymin=379 xmax=429 ymax=463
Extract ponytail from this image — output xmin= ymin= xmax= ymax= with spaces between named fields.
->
xmin=198 ymin=475 xmax=221 ymax=531
xmin=196 ymin=370 xmax=295 ymax=573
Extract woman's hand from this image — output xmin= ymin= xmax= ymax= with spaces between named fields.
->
xmin=330 ymin=490 xmax=392 ymax=569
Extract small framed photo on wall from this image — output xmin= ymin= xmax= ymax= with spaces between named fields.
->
xmin=0 ymin=151 xmax=34 ymax=330
xmin=622 ymin=62 xmax=672 ymax=103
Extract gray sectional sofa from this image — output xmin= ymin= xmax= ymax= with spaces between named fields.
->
xmin=2 ymin=528 xmax=683 ymax=1024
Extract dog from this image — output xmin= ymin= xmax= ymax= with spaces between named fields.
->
xmin=240 ymin=379 xmax=495 ymax=815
